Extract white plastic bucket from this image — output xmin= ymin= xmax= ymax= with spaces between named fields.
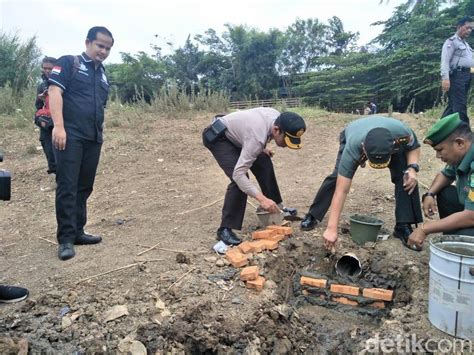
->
xmin=429 ymin=235 xmax=474 ymax=340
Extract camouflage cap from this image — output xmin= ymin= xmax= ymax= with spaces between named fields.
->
xmin=423 ymin=113 xmax=462 ymax=146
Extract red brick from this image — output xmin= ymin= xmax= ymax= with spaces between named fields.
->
xmin=268 ymin=234 xmax=285 ymax=242
xmin=330 ymin=284 xmax=360 ymax=296
xmin=251 ymin=229 xmax=277 ymax=240
xmin=332 ymin=296 xmax=359 ymax=306
xmin=266 ymin=225 xmax=293 ymax=236
xmin=362 ymin=288 xmax=394 ymax=302
xmin=225 ymin=248 xmax=248 ymax=268
xmin=300 ymin=276 xmax=327 ymax=288
xmin=260 ymin=239 xmax=279 ymax=251
xmin=246 ymin=276 xmax=265 ymax=291
xmin=368 ymin=301 xmax=385 ymax=309
xmin=240 ymin=266 xmax=259 ymax=281
xmin=238 ymin=241 xmax=254 ymax=254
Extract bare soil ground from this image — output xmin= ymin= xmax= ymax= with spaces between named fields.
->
xmin=0 ymin=111 xmax=466 ymax=353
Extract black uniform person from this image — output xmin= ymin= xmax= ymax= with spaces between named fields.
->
xmin=441 ymin=16 xmax=474 ymax=124
xmin=48 ymin=26 xmax=114 ymax=260
xmin=35 ymin=56 xmax=57 ymax=191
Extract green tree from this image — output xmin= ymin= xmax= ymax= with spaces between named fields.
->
xmin=224 ymin=25 xmax=285 ymax=100
xmin=0 ymin=32 xmax=41 ymax=97
xmin=326 ymin=16 xmax=359 ymax=55
xmin=278 ymin=18 xmax=327 ymax=75
xmin=106 ymin=51 xmax=167 ymax=102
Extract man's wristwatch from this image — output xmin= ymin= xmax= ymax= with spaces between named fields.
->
xmin=406 ymin=163 xmax=420 ymax=172
xmin=422 ymin=191 xmax=436 ymax=201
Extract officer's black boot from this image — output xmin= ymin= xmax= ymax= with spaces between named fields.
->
xmin=216 ymin=227 xmax=242 ymax=246
xmin=301 ymin=214 xmax=318 ymax=231
xmin=58 ymin=243 xmax=75 ymax=261
xmin=75 ymin=233 xmax=102 ymax=245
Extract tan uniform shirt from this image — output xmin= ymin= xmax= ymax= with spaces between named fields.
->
xmin=220 ymin=107 xmax=280 ymax=197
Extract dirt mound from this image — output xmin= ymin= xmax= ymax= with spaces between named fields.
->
xmin=0 ymin=112 xmax=461 ymax=352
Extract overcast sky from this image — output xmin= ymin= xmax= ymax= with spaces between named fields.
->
xmin=1 ymin=0 xmax=407 ymax=63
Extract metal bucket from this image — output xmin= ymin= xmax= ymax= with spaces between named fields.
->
xmin=429 ymin=235 xmax=474 ymax=340
xmin=256 ymin=211 xmax=283 ymax=227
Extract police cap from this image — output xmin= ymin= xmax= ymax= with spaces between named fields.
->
xmin=275 ymin=112 xmax=306 ymax=149
xmin=423 ymin=113 xmax=462 ymax=146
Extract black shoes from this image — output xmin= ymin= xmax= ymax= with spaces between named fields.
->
xmin=57 ymin=233 xmax=101 ymax=260
xmin=393 ymin=223 xmax=420 ymax=251
xmin=58 ymin=243 xmax=75 ymax=261
xmin=75 ymin=233 xmax=102 ymax=245
xmin=216 ymin=227 xmax=242 ymax=246
xmin=0 ymin=285 xmax=29 ymax=303
xmin=300 ymin=214 xmax=318 ymax=231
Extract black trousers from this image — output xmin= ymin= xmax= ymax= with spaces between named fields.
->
xmin=203 ymin=132 xmax=282 ymax=230
xmin=442 ymin=70 xmax=471 ymax=124
xmin=437 ymin=185 xmax=474 ymax=236
xmin=39 ymin=127 xmax=56 ymax=174
xmin=54 ymin=137 xmax=102 ymax=244
xmin=307 ymin=130 xmax=423 ymax=226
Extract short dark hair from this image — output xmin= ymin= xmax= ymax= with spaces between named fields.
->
xmin=42 ymin=56 xmax=56 ymax=65
xmin=86 ymin=26 xmax=114 ymax=45
xmin=457 ymin=16 xmax=472 ymax=27
xmin=447 ymin=121 xmax=472 ymax=142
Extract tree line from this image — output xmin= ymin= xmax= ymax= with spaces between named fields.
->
xmin=1 ymin=0 xmax=473 ymax=114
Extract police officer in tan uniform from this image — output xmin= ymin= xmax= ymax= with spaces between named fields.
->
xmin=203 ymin=108 xmax=306 ymax=246
xmin=441 ymin=16 xmax=474 ymax=124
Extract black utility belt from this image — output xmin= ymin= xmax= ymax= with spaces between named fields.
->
xmin=452 ymin=66 xmax=471 ymax=73
xmin=204 ymin=118 xmax=227 ymax=143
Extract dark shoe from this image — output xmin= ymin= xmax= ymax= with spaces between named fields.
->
xmin=300 ymin=214 xmax=318 ymax=231
xmin=58 ymin=243 xmax=75 ymax=260
xmin=216 ymin=227 xmax=242 ymax=246
xmin=0 ymin=285 xmax=29 ymax=303
xmin=75 ymin=233 xmax=102 ymax=245
xmin=393 ymin=224 xmax=421 ymax=251
xmin=281 ymin=206 xmax=301 ymax=221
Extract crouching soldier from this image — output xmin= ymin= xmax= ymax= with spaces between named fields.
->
xmin=409 ymin=113 xmax=474 ymax=250
xmin=300 ymin=116 xmax=423 ymax=251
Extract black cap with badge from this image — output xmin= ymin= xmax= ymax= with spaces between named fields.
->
xmin=275 ymin=112 xmax=306 ymax=149
xmin=364 ymin=127 xmax=394 ymax=169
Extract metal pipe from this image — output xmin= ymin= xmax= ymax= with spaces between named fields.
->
xmin=335 ymin=252 xmax=362 ymax=278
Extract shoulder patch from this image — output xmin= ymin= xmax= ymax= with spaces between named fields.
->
xmin=468 ymin=189 xmax=474 ymax=201
xmin=394 ymin=135 xmax=410 ymax=146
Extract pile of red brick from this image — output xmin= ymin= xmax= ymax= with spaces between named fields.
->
xmin=225 ymin=225 xmax=292 ymax=291
xmin=300 ymin=275 xmax=394 ymax=309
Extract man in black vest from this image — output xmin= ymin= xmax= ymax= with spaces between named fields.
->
xmin=49 ymin=26 xmax=114 ymax=260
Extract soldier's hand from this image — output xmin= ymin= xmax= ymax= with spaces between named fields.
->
xmin=403 ymin=169 xmax=418 ymax=195
xmin=53 ymin=126 xmax=67 ymax=150
xmin=323 ymin=228 xmax=338 ymax=251
xmin=442 ymin=79 xmax=450 ymax=93
xmin=407 ymin=228 xmax=425 ymax=251
xmin=422 ymin=196 xmax=437 ymax=219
